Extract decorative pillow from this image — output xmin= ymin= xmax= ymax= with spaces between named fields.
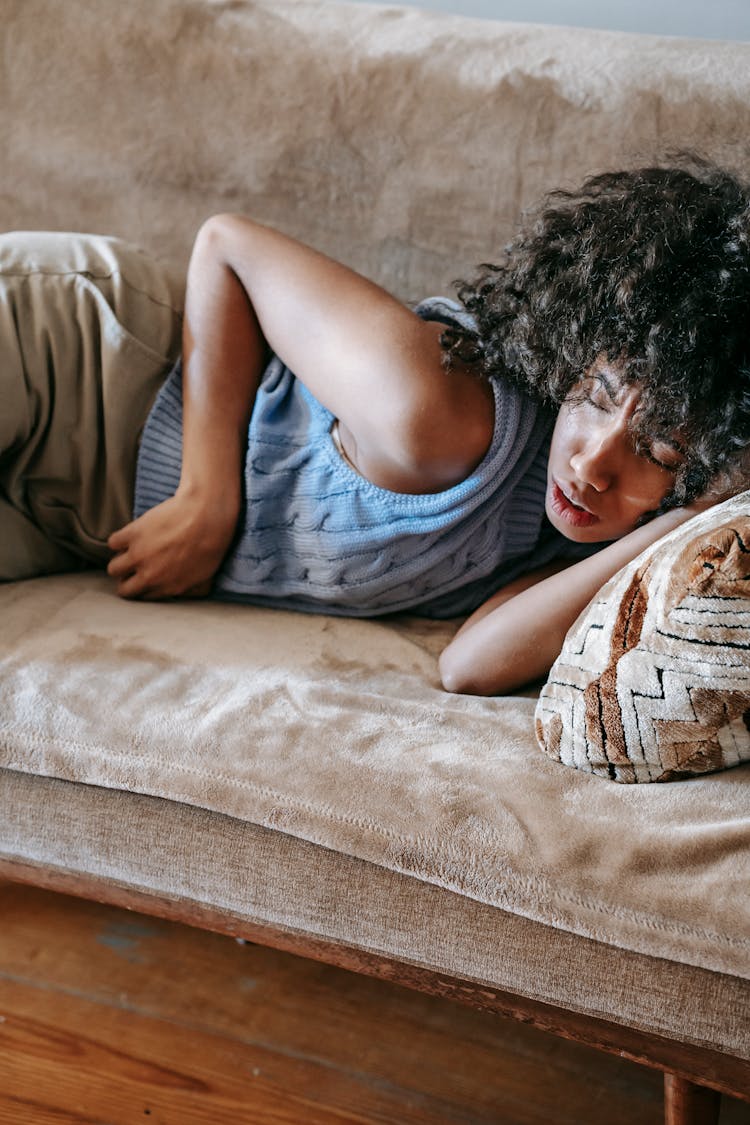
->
xmin=536 ymin=491 xmax=750 ymax=783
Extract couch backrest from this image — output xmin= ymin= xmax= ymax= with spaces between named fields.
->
xmin=4 ymin=0 xmax=750 ymax=298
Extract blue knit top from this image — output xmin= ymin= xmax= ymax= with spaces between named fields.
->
xmin=134 ymin=299 xmax=582 ymax=617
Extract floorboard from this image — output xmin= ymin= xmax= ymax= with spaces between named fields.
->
xmin=0 ymin=883 xmax=746 ymax=1125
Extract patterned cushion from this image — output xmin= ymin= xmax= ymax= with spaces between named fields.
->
xmin=535 ymin=491 xmax=750 ymax=783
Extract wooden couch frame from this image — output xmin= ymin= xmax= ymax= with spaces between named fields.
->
xmin=2 ymin=856 xmax=747 ymax=1125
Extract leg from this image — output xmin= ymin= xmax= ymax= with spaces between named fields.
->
xmin=0 ymin=496 xmax=84 ymax=581
xmin=0 ymin=231 xmax=182 ymax=580
xmin=664 ymin=1074 xmax=721 ymax=1125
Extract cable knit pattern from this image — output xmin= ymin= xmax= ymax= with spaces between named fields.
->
xmin=134 ymin=299 xmax=574 ymax=617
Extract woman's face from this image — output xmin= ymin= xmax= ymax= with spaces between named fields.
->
xmin=545 ymin=364 xmax=683 ymax=543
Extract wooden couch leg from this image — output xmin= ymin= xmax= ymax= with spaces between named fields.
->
xmin=664 ymin=1074 xmax=721 ymax=1125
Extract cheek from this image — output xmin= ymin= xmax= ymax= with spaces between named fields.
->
xmin=549 ymin=409 xmax=576 ymax=466
xmin=619 ymin=466 xmax=673 ymax=517
xmin=631 ymin=457 xmax=674 ymax=500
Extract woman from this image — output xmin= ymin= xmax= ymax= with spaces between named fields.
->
xmin=3 ymin=157 xmax=749 ymax=692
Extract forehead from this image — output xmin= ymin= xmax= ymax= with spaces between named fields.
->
xmin=582 ymin=362 xmax=686 ymax=451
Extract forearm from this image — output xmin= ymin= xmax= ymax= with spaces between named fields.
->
xmin=439 ymin=506 xmax=699 ymax=696
xmin=450 ymin=561 xmax=568 ymax=639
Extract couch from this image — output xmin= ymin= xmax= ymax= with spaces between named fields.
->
xmin=1 ymin=1 xmax=748 ymax=1120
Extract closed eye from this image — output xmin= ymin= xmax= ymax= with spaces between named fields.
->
xmin=640 ymin=440 xmax=685 ymax=472
xmin=568 ymin=372 xmax=617 ymax=413
xmin=585 ymin=374 xmax=616 ymax=413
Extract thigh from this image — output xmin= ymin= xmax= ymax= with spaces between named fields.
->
xmin=0 ymin=231 xmax=182 ymax=568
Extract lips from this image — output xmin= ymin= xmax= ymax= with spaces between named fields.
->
xmin=549 ymin=480 xmax=600 ymax=528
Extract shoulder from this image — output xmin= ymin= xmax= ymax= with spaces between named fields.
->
xmin=353 ymin=320 xmax=496 ymax=494
xmin=422 ymin=358 xmax=496 ymax=488
xmin=411 ymin=296 xmax=496 ymax=486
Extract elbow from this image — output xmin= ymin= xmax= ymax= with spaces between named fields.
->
xmin=439 ymin=632 xmax=543 ymax=697
xmin=201 ymin=210 xmax=246 ymax=233
xmin=439 ymin=644 xmax=497 ymax=697
xmin=196 ymin=212 xmax=231 ymax=244
xmin=190 ymin=213 xmax=233 ymax=272
xmin=438 ymin=649 xmax=464 ymax=695
xmin=194 ymin=212 xmax=256 ymax=260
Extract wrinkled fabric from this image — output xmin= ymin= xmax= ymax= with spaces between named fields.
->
xmin=0 ymin=232 xmax=181 ymax=579
xmin=0 ymin=571 xmax=748 ymax=979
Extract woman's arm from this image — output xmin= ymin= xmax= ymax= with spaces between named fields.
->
xmin=108 ymin=217 xmax=270 ymax=598
xmin=183 ymin=215 xmax=492 ymax=493
xmin=439 ymin=504 xmax=704 ymax=696
xmin=108 ymin=214 xmax=493 ymax=598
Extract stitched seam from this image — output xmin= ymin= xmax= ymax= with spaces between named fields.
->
xmin=0 ymin=267 xmax=181 ymax=315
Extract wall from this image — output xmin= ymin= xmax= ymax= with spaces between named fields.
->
xmin=345 ymin=0 xmax=750 ymax=41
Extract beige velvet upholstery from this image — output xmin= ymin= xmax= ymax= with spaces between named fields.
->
xmin=1 ymin=571 xmax=749 ymax=983
xmin=2 ymin=0 xmax=750 ymax=1066
xmin=5 ymin=0 xmax=750 ymax=302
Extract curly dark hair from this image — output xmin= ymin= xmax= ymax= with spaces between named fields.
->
xmin=445 ymin=155 xmax=750 ymax=507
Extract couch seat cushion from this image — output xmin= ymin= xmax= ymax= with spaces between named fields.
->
xmin=0 ymin=572 xmax=748 ymax=978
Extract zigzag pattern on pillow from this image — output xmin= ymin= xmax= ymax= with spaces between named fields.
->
xmin=536 ymin=494 xmax=750 ymax=783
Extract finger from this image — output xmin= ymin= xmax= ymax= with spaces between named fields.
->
xmin=116 ymin=571 xmax=153 ymax=600
xmin=107 ymin=523 xmax=134 ymax=551
xmin=107 ymin=551 xmax=135 ymax=578
xmin=117 ymin=573 xmax=178 ymax=602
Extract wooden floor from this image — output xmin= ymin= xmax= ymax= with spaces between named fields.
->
xmin=0 ymin=883 xmax=747 ymax=1125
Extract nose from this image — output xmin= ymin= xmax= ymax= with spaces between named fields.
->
xmin=570 ymin=420 xmax=628 ymax=493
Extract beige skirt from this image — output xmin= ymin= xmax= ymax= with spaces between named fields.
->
xmin=0 ymin=231 xmax=182 ymax=580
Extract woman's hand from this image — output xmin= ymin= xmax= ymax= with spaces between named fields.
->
xmin=107 ymin=487 xmax=239 ymax=599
